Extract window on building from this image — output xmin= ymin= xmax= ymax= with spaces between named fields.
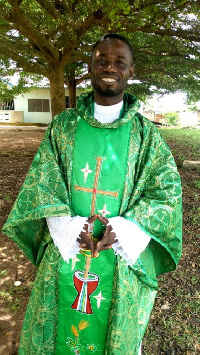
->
xmin=0 ymin=100 xmax=14 ymax=110
xmin=28 ymin=99 xmax=50 ymax=112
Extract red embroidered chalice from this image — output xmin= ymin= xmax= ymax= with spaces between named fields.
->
xmin=71 ymin=270 xmax=99 ymax=314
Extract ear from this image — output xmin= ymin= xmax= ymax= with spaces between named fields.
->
xmin=88 ymin=63 xmax=91 ymax=74
xmin=129 ymin=66 xmax=134 ymax=79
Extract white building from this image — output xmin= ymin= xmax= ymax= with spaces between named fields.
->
xmin=0 ymin=87 xmax=81 ymax=124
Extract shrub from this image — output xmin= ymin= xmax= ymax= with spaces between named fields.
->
xmin=164 ymin=112 xmax=180 ymax=126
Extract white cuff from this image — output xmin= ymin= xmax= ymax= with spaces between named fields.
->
xmin=109 ymin=216 xmax=151 ymax=265
xmin=46 ymin=216 xmax=88 ymax=262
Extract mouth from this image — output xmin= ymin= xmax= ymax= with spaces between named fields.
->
xmin=101 ymin=77 xmax=117 ymax=83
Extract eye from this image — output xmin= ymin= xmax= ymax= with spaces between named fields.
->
xmin=116 ymin=61 xmax=126 ymax=67
xmin=97 ymin=58 xmax=107 ymax=65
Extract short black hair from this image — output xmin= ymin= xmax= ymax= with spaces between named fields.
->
xmin=92 ymin=33 xmax=134 ymax=64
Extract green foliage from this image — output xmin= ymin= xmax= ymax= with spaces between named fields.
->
xmin=185 ymin=95 xmax=199 ymax=111
xmin=194 ymin=180 xmax=200 ymax=189
xmin=0 ymin=1 xmax=200 ymax=110
xmin=164 ymin=111 xmax=180 ymax=125
xmin=0 ymin=56 xmax=47 ymax=101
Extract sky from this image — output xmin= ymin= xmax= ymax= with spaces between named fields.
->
xmin=150 ymin=93 xmax=187 ymax=113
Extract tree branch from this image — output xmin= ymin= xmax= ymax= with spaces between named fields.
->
xmin=34 ymin=0 xmax=66 ymax=21
xmin=76 ymin=73 xmax=90 ymax=85
xmin=0 ymin=36 xmax=48 ymax=60
xmin=0 ymin=42 xmax=49 ymax=77
xmin=124 ymin=22 xmax=200 ymax=42
xmin=60 ymin=9 xmax=105 ymax=65
xmin=3 ymin=0 xmax=60 ymax=62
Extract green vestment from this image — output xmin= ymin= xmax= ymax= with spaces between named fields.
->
xmin=2 ymin=92 xmax=182 ymax=354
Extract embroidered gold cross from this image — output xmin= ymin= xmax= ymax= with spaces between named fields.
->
xmin=75 ymin=157 xmax=118 ymax=215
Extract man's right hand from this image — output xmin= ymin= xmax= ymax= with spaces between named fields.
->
xmin=76 ymin=215 xmax=98 ymax=255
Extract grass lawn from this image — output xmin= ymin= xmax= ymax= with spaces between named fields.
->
xmin=159 ymin=128 xmax=200 ymax=165
xmin=143 ymin=128 xmax=200 ymax=355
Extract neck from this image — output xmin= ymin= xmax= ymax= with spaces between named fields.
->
xmin=94 ymin=92 xmax=124 ymax=106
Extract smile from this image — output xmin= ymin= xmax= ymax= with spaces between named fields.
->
xmin=101 ymin=78 xmax=117 ymax=83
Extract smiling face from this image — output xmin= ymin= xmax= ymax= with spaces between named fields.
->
xmin=89 ymin=38 xmax=134 ymax=105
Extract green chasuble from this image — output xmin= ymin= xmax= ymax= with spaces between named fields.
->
xmin=2 ymin=91 xmax=182 ymax=355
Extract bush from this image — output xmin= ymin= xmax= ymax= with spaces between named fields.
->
xmin=164 ymin=112 xmax=180 ymax=126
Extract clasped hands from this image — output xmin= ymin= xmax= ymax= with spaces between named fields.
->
xmin=76 ymin=214 xmax=118 ymax=257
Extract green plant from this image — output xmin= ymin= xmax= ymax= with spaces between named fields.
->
xmin=0 ymin=269 xmax=8 ymax=276
xmin=194 ymin=180 xmax=200 ymax=189
xmin=0 ymin=291 xmax=10 ymax=298
xmin=164 ymin=112 xmax=180 ymax=126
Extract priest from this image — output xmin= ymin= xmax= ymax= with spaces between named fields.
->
xmin=3 ymin=33 xmax=182 ymax=355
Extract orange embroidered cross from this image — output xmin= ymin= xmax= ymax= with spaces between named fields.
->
xmin=75 ymin=157 xmax=118 ymax=215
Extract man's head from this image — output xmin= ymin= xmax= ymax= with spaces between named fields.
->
xmin=88 ymin=34 xmax=134 ymax=105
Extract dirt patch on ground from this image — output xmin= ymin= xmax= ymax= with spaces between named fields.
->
xmin=0 ymin=129 xmax=45 ymax=355
xmin=0 ymin=127 xmax=199 ymax=354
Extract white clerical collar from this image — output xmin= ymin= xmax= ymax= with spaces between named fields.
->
xmin=94 ymin=101 xmax=123 ymax=114
xmin=94 ymin=101 xmax=123 ymax=124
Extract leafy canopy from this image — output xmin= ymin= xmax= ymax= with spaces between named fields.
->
xmin=0 ymin=0 xmax=200 ymax=104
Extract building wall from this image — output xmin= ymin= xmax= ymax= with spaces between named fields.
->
xmin=143 ymin=111 xmax=165 ymax=123
xmin=14 ymin=88 xmax=51 ymax=123
xmin=179 ymin=111 xmax=198 ymax=127
xmin=197 ymin=110 xmax=200 ymax=124
xmin=0 ymin=111 xmax=24 ymax=123
xmin=14 ymin=88 xmax=80 ymax=123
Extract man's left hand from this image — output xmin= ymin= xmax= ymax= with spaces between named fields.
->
xmin=93 ymin=215 xmax=118 ymax=257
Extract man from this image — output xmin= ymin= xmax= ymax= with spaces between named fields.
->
xmin=3 ymin=34 xmax=182 ymax=354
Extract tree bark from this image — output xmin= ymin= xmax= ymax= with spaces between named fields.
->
xmin=68 ymin=81 xmax=77 ymax=108
xmin=49 ymin=65 xmax=66 ymax=118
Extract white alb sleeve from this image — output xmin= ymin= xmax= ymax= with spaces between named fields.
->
xmin=46 ymin=216 xmax=88 ymax=262
xmin=109 ymin=216 xmax=151 ymax=265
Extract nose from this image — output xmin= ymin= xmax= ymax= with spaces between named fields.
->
xmin=104 ymin=62 xmax=117 ymax=72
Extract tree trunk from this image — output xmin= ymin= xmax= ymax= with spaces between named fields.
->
xmin=49 ymin=65 xmax=66 ymax=118
xmin=68 ymin=81 xmax=77 ymax=108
